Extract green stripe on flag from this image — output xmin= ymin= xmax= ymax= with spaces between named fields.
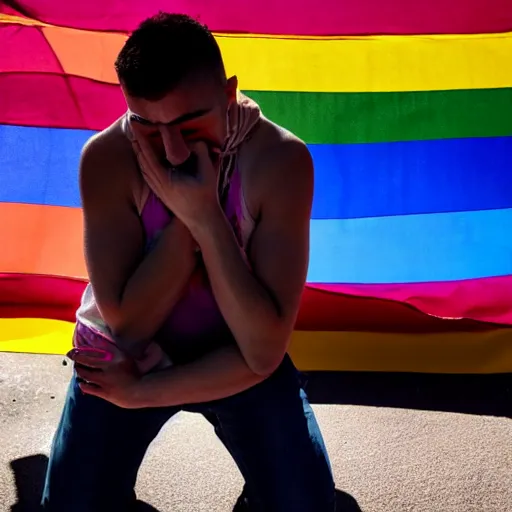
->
xmin=244 ymin=88 xmax=512 ymax=144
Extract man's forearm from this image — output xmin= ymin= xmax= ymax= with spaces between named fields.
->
xmin=109 ymin=221 xmax=196 ymax=357
xmin=134 ymin=345 xmax=266 ymax=407
xmin=191 ymin=213 xmax=287 ymax=375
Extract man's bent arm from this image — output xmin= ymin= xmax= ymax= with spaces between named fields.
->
xmin=107 ymin=224 xmax=197 ymax=357
xmin=81 ymin=132 xmax=196 ymax=358
xmin=191 ymin=140 xmax=313 ymax=376
xmin=135 ymin=345 xmax=266 ymax=407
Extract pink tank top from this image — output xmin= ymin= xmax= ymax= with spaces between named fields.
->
xmin=139 ymin=165 xmax=255 ymax=359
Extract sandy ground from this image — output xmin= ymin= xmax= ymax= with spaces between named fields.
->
xmin=1 ymin=353 xmax=511 ymax=512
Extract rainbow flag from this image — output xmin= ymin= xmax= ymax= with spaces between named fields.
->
xmin=1 ymin=1 xmax=512 ymax=373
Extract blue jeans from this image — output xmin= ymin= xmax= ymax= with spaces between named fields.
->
xmin=41 ymin=355 xmax=335 ymax=511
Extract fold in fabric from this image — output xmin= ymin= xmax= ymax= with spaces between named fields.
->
xmin=1 ymin=273 xmax=511 ymax=328
xmin=1 ymin=0 xmax=511 ymax=35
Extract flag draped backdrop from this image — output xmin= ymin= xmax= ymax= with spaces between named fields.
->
xmin=1 ymin=1 xmax=511 ymax=372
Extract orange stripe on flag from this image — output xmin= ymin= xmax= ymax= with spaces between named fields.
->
xmin=0 ymin=203 xmax=86 ymax=278
xmin=42 ymin=25 xmax=122 ymax=84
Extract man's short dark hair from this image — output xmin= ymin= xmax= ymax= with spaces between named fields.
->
xmin=115 ymin=13 xmax=226 ymax=100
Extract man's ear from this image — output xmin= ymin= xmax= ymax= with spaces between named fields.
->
xmin=225 ymin=75 xmax=238 ymax=103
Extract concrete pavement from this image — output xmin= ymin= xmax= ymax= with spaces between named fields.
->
xmin=1 ymin=353 xmax=511 ymax=511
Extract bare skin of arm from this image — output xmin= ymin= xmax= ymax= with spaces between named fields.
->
xmin=132 ymin=131 xmax=313 ymax=407
xmin=80 ymin=125 xmax=197 ymax=358
xmin=193 ymin=138 xmax=313 ymax=375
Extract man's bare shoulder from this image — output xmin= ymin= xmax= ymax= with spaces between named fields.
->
xmin=242 ymin=118 xmax=314 ymax=211
xmin=80 ymin=118 xmax=141 ymax=200
xmin=81 ymin=119 xmax=133 ymax=172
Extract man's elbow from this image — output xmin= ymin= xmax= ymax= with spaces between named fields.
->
xmin=245 ymin=334 xmax=290 ymax=377
xmin=100 ymin=309 xmax=131 ymax=342
xmin=111 ymin=321 xmax=148 ymax=342
xmin=105 ymin=316 xmax=151 ymax=357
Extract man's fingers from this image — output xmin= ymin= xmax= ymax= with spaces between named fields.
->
xmin=189 ymin=140 xmax=218 ymax=167
xmin=75 ymin=365 xmax=104 ymax=384
xmin=136 ymin=136 xmax=164 ymax=172
xmin=132 ymin=140 xmax=149 ymax=169
xmin=76 ymin=337 xmax=117 ymax=355
xmin=132 ymin=137 xmax=173 ymax=196
xmin=188 ymin=139 xmax=209 ymax=156
xmin=188 ymin=140 xmax=219 ymax=179
xmin=79 ymin=381 xmax=106 ymax=399
xmin=67 ymin=347 xmax=110 ymax=358
xmin=132 ymin=139 xmax=155 ymax=178
xmin=68 ymin=350 xmax=111 ymax=369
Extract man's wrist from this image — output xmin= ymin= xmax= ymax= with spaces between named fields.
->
xmin=188 ymin=205 xmax=228 ymax=246
xmin=159 ymin=219 xmax=200 ymax=260
xmin=132 ymin=371 xmax=179 ymax=409
xmin=130 ymin=374 xmax=153 ymax=408
xmin=114 ymin=337 xmax=149 ymax=361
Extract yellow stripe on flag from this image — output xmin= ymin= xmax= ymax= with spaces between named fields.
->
xmin=2 ymin=15 xmax=511 ymax=93
xmin=289 ymin=330 xmax=512 ymax=374
xmin=1 ymin=318 xmax=511 ymax=374
xmin=0 ymin=318 xmax=74 ymax=355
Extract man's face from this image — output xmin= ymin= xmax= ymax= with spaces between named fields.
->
xmin=124 ymin=75 xmax=237 ymax=165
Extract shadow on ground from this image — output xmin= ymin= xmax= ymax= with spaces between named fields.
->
xmin=9 ymin=454 xmax=160 ymax=511
xmin=304 ymin=371 xmax=512 ymax=417
xmin=9 ymin=454 xmax=361 ymax=511
xmin=10 ymin=455 xmax=46 ymax=512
